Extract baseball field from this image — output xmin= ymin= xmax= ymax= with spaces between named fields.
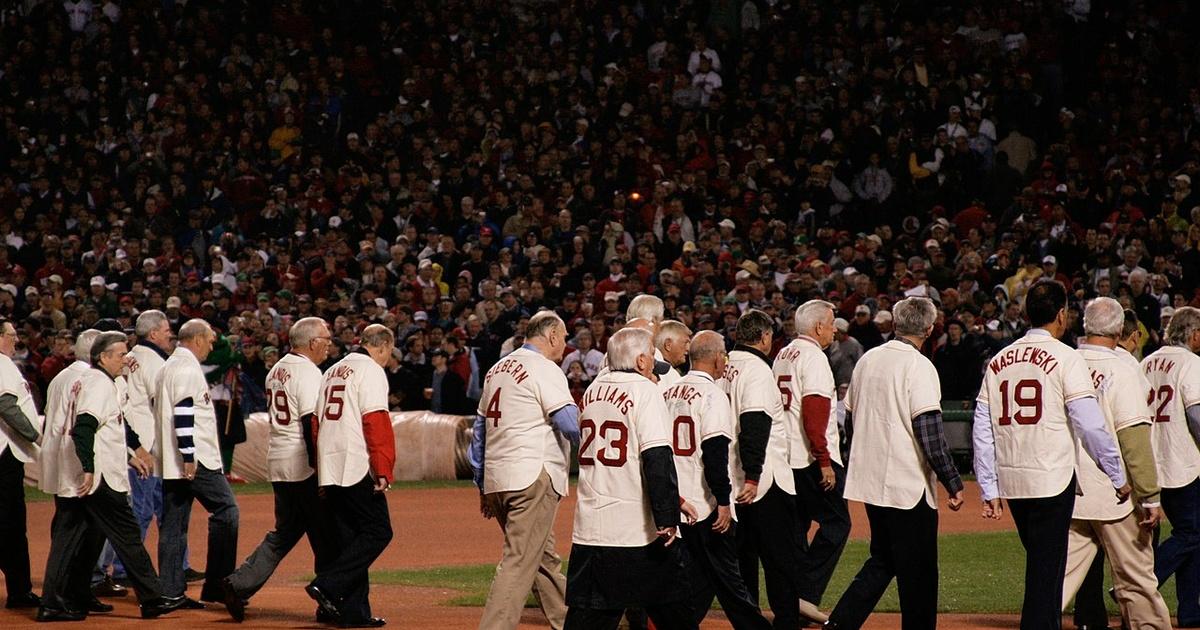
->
xmin=0 ymin=479 xmax=1178 ymax=629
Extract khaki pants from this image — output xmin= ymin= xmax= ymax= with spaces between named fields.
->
xmin=1061 ymin=512 xmax=1172 ymax=630
xmin=479 ymin=470 xmax=568 ymax=630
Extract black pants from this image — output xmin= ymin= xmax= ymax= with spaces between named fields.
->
xmin=682 ymin=512 xmax=772 ymax=630
xmin=41 ymin=497 xmax=105 ymax=611
xmin=82 ymin=482 xmax=163 ymax=603
xmin=1072 ymin=550 xmax=1108 ymax=628
xmin=0 ymin=449 xmax=32 ymax=599
xmin=794 ymin=463 xmax=851 ymax=605
xmin=737 ymin=485 xmax=804 ymax=629
xmin=312 ymin=475 xmax=392 ymax=624
xmin=1008 ymin=480 xmax=1077 ymax=630
xmin=828 ymin=498 xmax=938 ymax=630
xmin=564 ymin=600 xmax=696 ymax=630
xmin=227 ymin=476 xmax=337 ymax=599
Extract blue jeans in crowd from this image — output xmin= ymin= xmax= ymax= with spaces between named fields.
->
xmin=92 ymin=470 xmax=188 ymax=584
xmin=1156 ymin=476 xmax=1200 ymax=625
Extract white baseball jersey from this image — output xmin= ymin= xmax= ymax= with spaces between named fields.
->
xmin=719 ymin=348 xmax=795 ymax=501
xmin=662 ymin=370 xmax=734 ymax=522
xmin=316 ymin=352 xmax=390 ymax=487
xmin=1076 ymin=345 xmax=1149 ymax=520
xmin=39 ymin=360 xmax=90 ymax=496
xmin=478 ymin=346 xmax=574 ymax=497
xmin=75 ymin=368 xmax=130 ymax=494
xmin=1116 ymin=347 xmax=1152 ymax=393
xmin=1141 ymin=345 xmax=1200 ymax=489
xmin=774 ymin=336 xmax=843 ymax=469
xmin=573 ymin=370 xmax=672 ymax=547
xmin=124 ymin=342 xmax=169 ymax=454
xmin=265 ymin=353 xmax=323 ymax=482
xmin=155 ymin=347 xmax=222 ymax=478
xmin=977 ymin=330 xmax=1095 ymax=499
xmin=0 ymin=353 xmax=40 ymax=463
xmin=843 ymin=340 xmax=943 ymax=509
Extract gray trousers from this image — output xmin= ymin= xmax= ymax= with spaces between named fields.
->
xmin=227 ymin=475 xmax=335 ymax=599
xmin=160 ymin=465 xmax=239 ymax=598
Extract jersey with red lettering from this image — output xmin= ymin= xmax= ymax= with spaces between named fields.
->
xmin=156 ymin=347 xmax=222 ymax=479
xmin=265 ymin=353 xmax=323 ymax=482
xmin=719 ymin=349 xmax=795 ymax=501
xmin=477 ymin=347 xmax=575 ymax=497
xmin=1141 ymin=345 xmax=1200 ymax=489
xmin=573 ymin=371 xmax=671 ymax=547
xmin=316 ymin=352 xmax=390 ymax=487
xmin=1076 ymin=345 xmax=1149 ymax=520
xmin=75 ymin=368 xmax=130 ymax=494
xmin=40 ymin=361 xmax=90 ymax=496
xmin=977 ymin=331 xmax=1095 ymax=499
xmin=773 ymin=337 xmax=842 ymax=469
xmin=124 ymin=343 xmax=168 ymax=454
xmin=662 ymin=371 xmax=734 ymax=522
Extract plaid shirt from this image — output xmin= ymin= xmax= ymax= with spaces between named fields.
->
xmin=913 ymin=410 xmax=965 ymax=495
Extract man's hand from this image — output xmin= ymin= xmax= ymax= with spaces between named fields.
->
xmin=77 ymin=472 xmax=94 ymax=497
xmin=982 ymin=498 xmax=1004 ymax=520
xmin=712 ymin=505 xmax=732 ymax=534
xmin=129 ymin=454 xmax=150 ymax=479
xmin=480 ymin=493 xmax=497 ymax=520
xmin=1138 ymin=505 xmax=1164 ymax=530
xmin=1116 ymin=483 xmax=1132 ymax=503
xmin=183 ymin=461 xmax=196 ymax=481
xmin=680 ymin=501 xmax=698 ymax=526
xmin=819 ymin=465 xmax=836 ymax=491
xmin=374 ymin=476 xmax=390 ymax=492
xmin=947 ymin=491 xmax=964 ymax=512
xmin=735 ymin=482 xmax=757 ymax=505
xmin=656 ymin=526 xmax=678 ymax=547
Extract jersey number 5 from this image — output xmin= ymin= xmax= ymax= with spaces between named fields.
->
xmin=777 ymin=375 xmax=793 ymax=411
xmin=321 ymin=384 xmax=346 ymax=421
xmin=579 ymin=419 xmax=628 ymax=467
xmin=997 ymin=379 xmax=1043 ymax=426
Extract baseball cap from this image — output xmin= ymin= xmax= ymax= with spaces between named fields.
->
xmin=682 ymin=241 xmax=697 ymax=253
xmin=1162 ymin=306 xmax=1177 ymax=319
xmin=90 ymin=275 xmax=105 ymax=287
xmin=1042 ymin=255 xmax=1057 ymax=265
xmin=874 ymin=310 xmax=893 ymax=324
xmin=854 ymin=305 xmax=870 ymax=315
xmin=924 ymin=239 xmax=940 ymax=250
xmin=833 ymin=318 xmax=849 ymax=333
xmin=842 ymin=266 xmax=858 ymax=277
xmin=413 ymin=311 xmax=429 ymax=322
xmin=166 ymin=296 xmax=182 ymax=309
xmin=718 ymin=219 xmax=736 ymax=230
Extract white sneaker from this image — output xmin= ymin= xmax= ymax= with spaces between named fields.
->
xmin=798 ymin=599 xmax=830 ymax=623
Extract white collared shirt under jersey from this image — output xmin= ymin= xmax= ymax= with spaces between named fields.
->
xmin=155 ymin=346 xmax=222 ymax=478
xmin=265 ymin=353 xmax=323 ymax=482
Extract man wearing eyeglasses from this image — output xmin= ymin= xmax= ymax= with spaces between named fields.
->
xmin=0 ymin=318 xmax=42 ymax=610
xmin=222 ymin=317 xmax=336 ymax=622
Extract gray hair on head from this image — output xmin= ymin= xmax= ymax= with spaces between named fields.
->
xmin=289 ymin=317 xmax=329 ymax=349
xmin=793 ymin=299 xmax=835 ymax=335
xmin=134 ymin=310 xmax=169 ymax=337
xmin=1167 ymin=306 xmax=1200 ymax=347
xmin=360 ymin=323 xmax=395 ymax=349
xmin=177 ymin=318 xmax=213 ymax=342
xmin=607 ymin=327 xmax=654 ymax=371
xmin=1083 ymin=297 xmax=1124 ymax=337
xmin=74 ymin=329 xmax=101 ymax=361
xmin=626 ymin=295 xmax=664 ymax=324
xmin=892 ymin=297 xmax=937 ymax=337
xmin=688 ymin=330 xmax=725 ymax=363
xmin=526 ymin=310 xmax=564 ymax=341
xmin=654 ymin=320 xmax=691 ymax=349
xmin=90 ymin=331 xmax=128 ymax=366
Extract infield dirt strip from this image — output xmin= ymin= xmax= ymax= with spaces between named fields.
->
xmin=2 ymin=482 xmax=1037 ymax=628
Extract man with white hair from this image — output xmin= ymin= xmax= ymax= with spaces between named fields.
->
xmin=1142 ymin=305 xmax=1200 ymax=625
xmin=597 ymin=318 xmax=672 ymax=382
xmin=156 ymin=318 xmax=239 ymax=608
xmin=654 ymin=320 xmax=691 ymax=390
xmin=626 ymin=294 xmax=665 ymax=327
xmin=222 ymin=317 xmax=337 ymax=622
xmin=825 ymin=297 xmax=964 ymax=629
xmin=774 ymin=300 xmax=848 ymax=620
xmin=1061 ymin=297 xmax=1170 ymax=629
xmin=565 ymin=327 xmax=696 ymax=629
xmin=663 ymin=330 xmax=771 ymax=629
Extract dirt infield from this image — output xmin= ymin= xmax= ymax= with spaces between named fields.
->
xmin=0 ymin=481 xmax=1035 ymax=629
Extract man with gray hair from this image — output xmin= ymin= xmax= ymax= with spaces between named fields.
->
xmin=222 ymin=317 xmax=337 ymax=622
xmin=774 ymin=300 xmax=848 ymax=620
xmin=1142 ymin=305 xmax=1200 ymax=625
xmin=1061 ymin=297 xmax=1170 ymax=629
xmin=825 ymin=297 xmax=964 ymax=629
xmin=654 ymin=320 xmax=691 ymax=390
xmin=156 ymin=318 xmax=239 ymax=608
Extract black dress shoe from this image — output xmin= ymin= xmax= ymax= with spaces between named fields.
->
xmin=36 ymin=607 xmax=87 ymax=622
xmin=7 ymin=592 xmax=42 ymax=609
xmin=140 ymin=596 xmax=183 ymax=619
xmin=184 ymin=568 xmax=206 ymax=583
xmin=317 ymin=607 xmax=336 ymax=623
xmin=176 ymin=596 xmax=206 ymax=610
xmin=305 ymin=584 xmax=341 ymax=620
xmin=83 ymin=598 xmax=113 ymax=613
xmin=221 ymin=578 xmax=245 ymax=623
xmin=340 ymin=617 xmax=386 ymax=628
xmin=92 ymin=576 xmax=128 ymax=598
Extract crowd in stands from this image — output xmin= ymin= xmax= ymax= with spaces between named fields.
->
xmin=2 ymin=0 xmax=1200 ymax=423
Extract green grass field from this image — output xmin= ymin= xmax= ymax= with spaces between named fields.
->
xmin=373 ymin=530 xmax=1181 ymax=614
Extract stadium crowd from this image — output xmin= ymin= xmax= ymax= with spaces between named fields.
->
xmin=1 ymin=0 xmax=1199 ymax=429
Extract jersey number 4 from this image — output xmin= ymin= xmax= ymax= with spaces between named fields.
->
xmin=997 ymin=379 xmax=1043 ymax=426
xmin=485 ymin=388 xmax=502 ymax=427
xmin=579 ymin=420 xmax=628 ymax=466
